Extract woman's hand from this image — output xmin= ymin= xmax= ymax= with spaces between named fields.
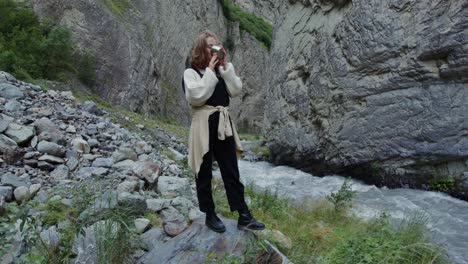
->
xmin=208 ymin=53 xmax=219 ymax=71
xmin=219 ymin=46 xmax=228 ymax=69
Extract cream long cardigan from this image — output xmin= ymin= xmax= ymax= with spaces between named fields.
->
xmin=183 ymin=62 xmax=244 ymax=177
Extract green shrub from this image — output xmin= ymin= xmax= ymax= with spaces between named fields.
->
xmin=77 ymin=49 xmax=97 ymax=87
xmin=0 ymin=0 xmax=74 ymax=81
xmin=219 ymin=0 xmax=273 ymax=50
xmin=429 ymin=178 xmax=455 ymax=192
xmin=326 ymin=177 xmax=357 ymax=212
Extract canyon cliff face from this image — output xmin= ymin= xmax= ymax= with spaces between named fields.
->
xmin=30 ymin=0 xmax=467 ymax=191
xmin=31 ymin=0 xmax=270 ymax=131
xmin=264 ymin=0 xmax=468 ymax=188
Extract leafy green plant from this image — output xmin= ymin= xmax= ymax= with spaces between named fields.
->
xmin=219 ymin=0 xmax=273 ymax=50
xmin=326 ymin=177 xmax=357 ymax=212
xmin=0 ymin=0 xmax=74 ymax=81
xmin=429 ymin=178 xmax=455 ymax=192
xmin=77 ymin=49 xmax=97 ymax=87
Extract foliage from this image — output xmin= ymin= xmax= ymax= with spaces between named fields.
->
xmin=77 ymin=49 xmax=97 ymax=87
xmin=102 ymin=0 xmax=132 ymax=18
xmin=219 ymin=0 xmax=273 ymax=50
xmin=429 ymin=178 xmax=455 ymax=192
xmin=324 ymin=212 xmax=449 ymax=264
xmin=0 ymin=0 xmax=74 ymax=81
xmin=326 ymin=177 xmax=357 ymax=212
xmin=211 ymin=178 xmax=448 ymax=263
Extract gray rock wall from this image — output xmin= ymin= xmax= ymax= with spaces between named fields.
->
xmin=30 ymin=0 xmax=270 ymax=129
xmin=264 ymin=0 xmax=468 ymax=186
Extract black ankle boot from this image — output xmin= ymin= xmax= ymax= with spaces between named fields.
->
xmin=205 ymin=211 xmax=226 ymax=233
xmin=237 ymin=208 xmax=265 ymax=231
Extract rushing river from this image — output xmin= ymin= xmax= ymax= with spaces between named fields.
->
xmin=213 ymin=160 xmax=468 ymax=264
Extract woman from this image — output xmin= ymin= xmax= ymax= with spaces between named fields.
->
xmin=183 ymin=31 xmax=265 ymax=233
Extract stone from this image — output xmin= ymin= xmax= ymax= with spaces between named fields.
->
xmin=112 ymin=159 xmax=136 ymax=170
xmin=258 ymin=229 xmax=293 ymax=250
xmin=37 ymin=141 xmax=65 ymax=157
xmin=71 ymin=138 xmax=90 ymax=154
xmin=117 ymin=192 xmax=147 ymax=214
xmin=117 ymin=180 xmax=138 ymax=193
xmin=66 ymin=157 xmax=79 ymax=171
xmin=38 ymin=131 xmax=67 ymax=146
xmin=160 ymin=206 xmax=187 ymax=237
xmin=134 ymin=218 xmax=151 ymax=234
xmin=0 ymin=134 xmax=18 ymax=153
xmin=4 ymin=100 xmax=21 ymax=112
xmin=132 ymin=161 xmax=160 ymax=184
xmin=137 ymin=216 xmax=291 ymax=264
xmin=38 ymin=155 xmax=64 ymax=164
xmin=50 ymin=165 xmax=69 ymax=180
xmin=33 ymin=117 xmax=57 ymax=134
xmin=86 ymin=124 xmax=98 ymax=135
xmin=112 ymin=147 xmax=137 ymax=163
xmin=146 ymin=198 xmax=171 ymax=212
xmin=83 ymin=100 xmax=104 ymax=116
xmin=168 ymin=147 xmax=185 ymax=161
xmin=1 ymin=172 xmax=28 ymax=188
xmin=65 ymin=125 xmax=76 ymax=133
xmin=0 ymin=83 xmax=24 ymax=99
xmin=157 ymin=176 xmax=191 ymax=198
xmin=170 ymin=196 xmax=194 ymax=215
xmin=23 ymin=159 xmax=38 ymax=167
xmin=0 ymin=119 xmax=11 ymax=133
xmin=29 ymin=183 xmax=41 ymax=196
xmin=87 ymin=138 xmax=99 ymax=148
xmin=40 ymin=226 xmax=60 ymax=248
xmin=4 ymin=123 xmax=35 ymax=145
xmin=0 ymin=186 xmax=13 ymax=202
xmin=135 ymin=141 xmax=152 ymax=155
xmin=37 ymin=161 xmax=55 ymax=171
xmin=139 ymin=227 xmax=165 ymax=251
xmin=92 ymin=157 xmax=113 ymax=168
xmin=188 ymin=208 xmax=204 ymax=221
xmin=14 ymin=186 xmax=30 ymax=202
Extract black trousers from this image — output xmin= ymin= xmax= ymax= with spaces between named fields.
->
xmin=195 ymin=112 xmax=248 ymax=213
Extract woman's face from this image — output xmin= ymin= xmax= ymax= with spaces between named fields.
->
xmin=206 ymin=36 xmax=218 ymax=60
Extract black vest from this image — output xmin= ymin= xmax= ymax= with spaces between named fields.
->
xmin=182 ymin=67 xmax=230 ymax=107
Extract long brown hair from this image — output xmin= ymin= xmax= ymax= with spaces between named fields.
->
xmin=190 ymin=31 xmax=218 ymax=69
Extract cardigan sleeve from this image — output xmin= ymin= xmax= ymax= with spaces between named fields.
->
xmin=183 ymin=67 xmax=218 ymax=106
xmin=219 ymin=62 xmax=242 ymax=97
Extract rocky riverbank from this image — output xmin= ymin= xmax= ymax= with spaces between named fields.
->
xmin=0 ymin=71 xmax=288 ymax=263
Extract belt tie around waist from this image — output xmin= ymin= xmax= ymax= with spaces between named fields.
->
xmin=216 ymin=106 xmax=233 ymax=140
